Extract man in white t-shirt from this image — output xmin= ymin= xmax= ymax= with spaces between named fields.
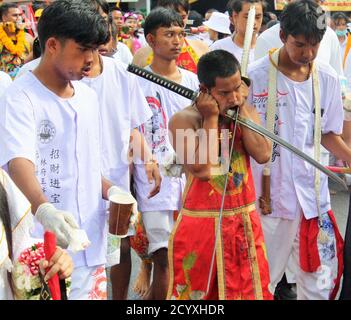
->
xmin=82 ymin=49 xmax=162 ymax=302
xmin=248 ymin=0 xmax=348 ymax=300
xmin=0 ymin=1 xmax=120 ymax=300
xmin=255 ymin=13 xmax=343 ymax=76
xmin=210 ymin=0 xmax=264 ymax=64
xmin=98 ymin=19 xmax=133 ymax=66
xmin=132 ymin=7 xmax=199 ymax=300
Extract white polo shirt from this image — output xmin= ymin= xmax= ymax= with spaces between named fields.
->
xmin=133 ymin=67 xmax=199 ymax=212
xmin=248 ymin=56 xmax=344 ymax=220
xmin=82 ymin=55 xmax=152 ymax=192
xmin=0 ymin=72 xmax=106 ymax=268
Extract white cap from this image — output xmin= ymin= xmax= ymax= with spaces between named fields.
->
xmin=203 ymin=12 xmax=231 ymax=35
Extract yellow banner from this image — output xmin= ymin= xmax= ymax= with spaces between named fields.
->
xmin=275 ymin=0 xmax=351 ymax=11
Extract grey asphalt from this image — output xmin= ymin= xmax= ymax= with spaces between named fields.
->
xmin=107 ymin=179 xmax=350 ymax=300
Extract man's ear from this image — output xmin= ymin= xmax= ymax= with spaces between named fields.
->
xmin=146 ymin=33 xmax=155 ymax=49
xmin=279 ymin=29 xmax=287 ymax=44
xmin=199 ymin=84 xmax=210 ymax=94
xmin=231 ymin=12 xmax=238 ymax=28
xmin=45 ymin=37 xmax=60 ymax=55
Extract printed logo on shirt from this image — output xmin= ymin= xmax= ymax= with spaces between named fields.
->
xmin=140 ymin=92 xmax=168 ymax=155
xmin=37 ymin=120 xmax=56 ymax=144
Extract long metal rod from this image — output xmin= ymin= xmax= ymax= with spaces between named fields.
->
xmin=230 ymin=114 xmax=347 ymax=190
xmin=127 ymin=63 xmax=348 ymax=190
xmin=205 ymin=108 xmax=239 ymax=295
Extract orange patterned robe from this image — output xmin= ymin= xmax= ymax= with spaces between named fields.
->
xmin=167 ymin=123 xmax=272 ymax=300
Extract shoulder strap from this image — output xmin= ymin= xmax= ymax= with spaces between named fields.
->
xmin=343 ymin=33 xmax=351 ymax=69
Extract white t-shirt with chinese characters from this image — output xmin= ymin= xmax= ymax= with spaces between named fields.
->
xmin=15 ymin=58 xmax=41 ymax=79
xmin=0 ymin=72 xmax=106 ymax=268
xmin=247 ymin=56 xmax=344 ymax=220
xmin=82 ymin=55 xmax=152 ymax=192
xmin=0 ymin=169 xmax=34 ymax=300
xmin=0 ymin=71 xmax=11 ymax=97
xmin=255 ymin=23 xmax=344 ymax=75
xmin=133 ymin=67 xmax=199 ymax=212
xmin=113 ymin=42 xmax=133 ymax=66
xmin=210 ymin=36 xmax=255 ymax=64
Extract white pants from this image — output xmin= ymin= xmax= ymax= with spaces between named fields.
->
xmin=142 ymin=210 xmax=174 ymax=255
xmin=261 ymin=210 xmax=338 ymax=300
xmin=69 ymin=265 xmax=107 ymax=300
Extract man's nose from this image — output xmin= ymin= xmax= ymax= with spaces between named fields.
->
xmin=229 ymin=91 xmax=240 ymax=105
xmin=302 ymin=48 xmax=314 ymax=60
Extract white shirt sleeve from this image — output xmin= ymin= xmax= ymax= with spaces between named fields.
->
xmin=0 ymin=90 xmax=37 ymax=167
xmin=322 ymin=74 xmax=344 ymax=135
xmin=129 ymin=73 xmax=153 ymax=129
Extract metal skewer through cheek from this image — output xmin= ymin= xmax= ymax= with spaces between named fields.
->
xmin=205 ymin=107 xmax=239 ymax=295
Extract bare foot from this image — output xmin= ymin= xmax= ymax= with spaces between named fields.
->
xmin=133 ymin=259 xmax=152 ymax=297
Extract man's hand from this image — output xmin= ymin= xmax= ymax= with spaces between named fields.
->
xmin=144 ymin=160 xmax=162 ymax=198
xmin=35 ymin=203 xmax=79 ymax=248
xmin=40 ymin=247 xmax=74 ymax=281
xmin=195 ymin=92 xmax=219 ymax=120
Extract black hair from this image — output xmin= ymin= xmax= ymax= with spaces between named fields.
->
xmin=227 ymin=0 xmax=264 ymax=16
xmin=144 ymin=7 xmax=184 ymax=37
xmin=262 ymin=11 xmax=272 ymax=26
xmin=157 ymin=0 xmax=190 ymax=14
xmin=205 ymin=8 xmax=218 ymax=15
xmin=280 ymin=0 xmax=326 ymax=45
xmin=82 ymin=0 xmax=110 ymax=15
xmin=266 ymin=19 xmax=279 ymax=30
xmin=0 ymin=3 xmax=18 ymax=21
xmin=188 ymin=10 xmax=203 ymax=27
xmin=33 ymin=37 xmax=42 ymax=59
xmin=0 ymin=182 xmax=13 ymax=294
xmin=198 ymin=50 xmax=241 ymax=88
xmin=332 ymin=12 xmax=349 ymax=24
xmin=38 ymin=0 xmax=110 ymax=52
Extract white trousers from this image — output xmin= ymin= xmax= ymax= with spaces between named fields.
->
xmin=261 ymin=210 xmax=338 ymax=300
xmin=69 ymin=265 xmax=107 ymax=300
xmin=142 ymin=210 xmax=174 ymax=255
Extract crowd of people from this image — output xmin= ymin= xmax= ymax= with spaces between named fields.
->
xmin=0 ymin=0 xmax=351 ymax=301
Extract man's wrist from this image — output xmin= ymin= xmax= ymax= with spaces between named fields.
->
xmin=144 ymin=155 xmax=158 ymax=165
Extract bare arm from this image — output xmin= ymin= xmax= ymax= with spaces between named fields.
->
xmin=169 ymin=94 xmax=220 ymax=181
xmin=322 ymin=132 xmax=351 ymax=163
xmin=130 ymin=128 xmax=161 ymax=198
xmin=8 ymin=158 xmax=48 ymax=214
xmin=239 ymin=102 xmax=272 ymax=164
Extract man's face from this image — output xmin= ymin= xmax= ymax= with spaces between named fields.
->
xmin=176 ymin=6 xmax=188 ymax=26
xmin=112 ymin=10 xmax=123 ymax=28
xmin=281 ymin=32 xmax=320 ymax=66
xmin=232 ymin=2 xmax=263 ymax=38
xmin=147 ymin=25 xmax=185 ymax=61
xmin=209 ymin=71 xmax=244 ymax=116
xmin=51 ymin=39 xmax=95 ymax=80
xmin=2 ymin=7 xmax=22 ymax=23
xmin=98 ymin=28 xmax=116 ymax=57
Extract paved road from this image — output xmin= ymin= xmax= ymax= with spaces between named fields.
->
xmin=107 ymin=179 xmax=350 ymax=300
